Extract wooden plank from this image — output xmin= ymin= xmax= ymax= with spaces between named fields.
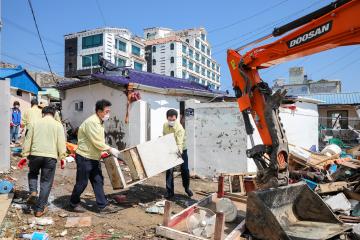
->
xmin=317 ymin=182 xmax=347 ymax=194
xmin=104 ymin=156 xmax=126 ymax=189
xmin=220 ymin=172 xmax=257 ymax=176
xmin=0 ymin=193 xmax=14 ymax=225
xmin=122 ymin=149 xmax=140 ymax=181
xmin=156 ymin=226 xmax=207 ymax=240
xmin=136 ymin=133 xmax=183 ymax=177
xmin=225 ymin=219 xmax=246 ymax=240
xmin=163 ymin=201 xmax=171 ymax=227
xmin=129 ymin=148 xmax=146 ymax=179
xmin=214 ymin=212 xmax=225 ymax=240
xmin=239 ymin=176 xmax=245 ymax=194
xmin=340 ymin=159 xmax=360 ymax=169
xmin=343 ymin=188 xmax=360 ymax=201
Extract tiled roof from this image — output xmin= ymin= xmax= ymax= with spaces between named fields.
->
xmin=57 ymin=68 xmax=225 ymax=96
xmin=299 ymin=92 xmax=360 ymax=105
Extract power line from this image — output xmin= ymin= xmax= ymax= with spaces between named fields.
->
xmin=322 ymin=55 xmax=360 ymax=79
xmin=2 ymin=52 xmax=63 ymax=74
xmin=208 ymin=0 xmax=289 ymax=34
xmin=27 ymin=0 xmax=58 ymax=83
xmin=95 ymin=0 xmax=107 ymax=26
xmin=2 ymin=17 xmax=63 ymax=47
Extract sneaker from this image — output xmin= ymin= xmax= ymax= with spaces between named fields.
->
xmin=27 ymin=192 xmax=37 ymax=206
xmin=164 ymin=192 xmax=174 ymax=199
xmin=98 ymin=205 xmax=121 ymax=214
xmin=185 ymin=189 xmax=193 ymax=198
xmin=68 ymin=203 xmax=87 ymax=213
xmin=34 ymin=206 xmax=48 ymax=218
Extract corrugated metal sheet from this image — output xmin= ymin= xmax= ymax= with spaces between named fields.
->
xmin=0 ymin=66 xmax=41 ymax=94
xmin=299 ymin=93 xmax=360 ymax=105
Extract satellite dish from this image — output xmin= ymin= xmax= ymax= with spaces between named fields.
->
xmin=186 ymin=207 xmax=216 ymax=238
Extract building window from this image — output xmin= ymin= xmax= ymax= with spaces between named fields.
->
xmin=182 ymin=71 xmax=187 ymax=78
xmin=201 ymin=56 xmax=205 ymax=64
xmin=195 ymin=65 xmax=200 ymax=73
xmin=170 ymin=57 xmax=174 ymax=63
xmin=170 ymin=71 xmax=174 ymax=77
xmin=327 ymin=110 xmax=348 ymax=129
xmin=195 ymin=52 xmax=200 ymax=61
xmin=212 ymin=62 xmax=215 ymax=70
xmin=152 ymin=46 xmax=156 ymax=52
xmin=132 ymin=45 xmax=141 ymax=56
xmin=195 ymin=40 xmax=200 ymax=49
xmin=115 ymin=57 xmax=126 ymax=67
xmin=152 ymin=59 xmax=156 ymax=65
xmin=207 ymin=48 xmax=210 ymax=56
xmin=186 ymin=39 xmax=189 ymax=43
xmin=212 ymin=73 xmax=215 ymax=80
xmin=182 ymin=44 xmax=187 ymax=54
xmin=75 ymin=101 xmax=83 ymax=112
xmin=116 ymin=39 xmax=126 ymax=52
xmin=207 ymin=59 xmax=210 ymax=67
xmin=207 ymin=70 xmax=210 ymax=78
xmin=170 ymin=43 xmax=174 ymax=50
xmin=182 ymin=57 xmax=187 ymax=67
xmin=82 ymin=34 xmax=103 ymax=49
xmin=201 ymin=33 xmax=205 ymax=40
xmin=216 ymin=65 xmax=220 ymax=72
xmin=82 ymin=53 xmax=102 ymax=67
xmin=201 ymin=44 xmax=205 ymax=53
xmin=134 ymin=62 xmax=143 ymax=71
xmin=189 ymin=61 xmax=194 ymax=70
xmin=189 ymin=49 xmax=193 ymax=58
xmin=16 ymin=89 xmax=22 ymax=96
xmin=201 ymin=68 xmax=205 ymax=76
xmin=67 ymin=63 xmax=73 ymax=72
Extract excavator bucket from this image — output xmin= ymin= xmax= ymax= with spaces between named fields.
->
xmin=246 ymin=182 xmax=351 ymax=240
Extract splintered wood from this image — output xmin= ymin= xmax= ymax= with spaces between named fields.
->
xmin=104 ymin=133 xmax=183 ymax=190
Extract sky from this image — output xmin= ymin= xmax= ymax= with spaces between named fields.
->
xmin=2 ymin=0 xmax=360 ymax=92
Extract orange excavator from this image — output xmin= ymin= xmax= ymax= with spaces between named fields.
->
xmin=227 ymin=0 xmax=360 ymax=239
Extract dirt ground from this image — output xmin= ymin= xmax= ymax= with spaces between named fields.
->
xmin=0 ymin=154 xmax=218 ymax=239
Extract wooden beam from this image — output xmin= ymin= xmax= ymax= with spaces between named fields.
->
xmin=163 ymin=201 xmax=171 ymax=227
xmin=225 ymin=219 xmax=246 ymax=240
xmin=129 ymin=148 xmax=146 ymax=179
xmin=214 ymin=212 xmax=225 ymax=240
xmin=156 ymin=226 xmax=207 ymax=240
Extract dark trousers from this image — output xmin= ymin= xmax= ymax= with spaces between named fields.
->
xmin=70 ymin=154 xmax=108 ymax=209
xmin=28 ymin=156 xmax=57 ymax=211
xmin=166 ymin=150 xmax=190 ymax=195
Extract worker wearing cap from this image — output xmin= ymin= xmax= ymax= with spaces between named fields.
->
xmin=21 ymin=106 xmax=67 ymax=217
xmin=22 ymin=99 xmax=42 ymax=131
xmin=69 ymin=99 xmax=120 ymax=214
xmin=163 ymin=109 xmax=193 ymax=199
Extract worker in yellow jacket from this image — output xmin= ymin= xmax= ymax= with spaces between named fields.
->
xmin=163 ymin=109 xmax=193 ymax=199
xmin=22 ymin=99 xmax=42 ymax=131
xmin=21 ymin=106 xmax=67 ymax=217
xmin=69 ymin=99 xmax=120 ymax=214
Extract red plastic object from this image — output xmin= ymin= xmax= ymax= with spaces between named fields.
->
xmin=113 ymin=194 xmax=127 ymax=203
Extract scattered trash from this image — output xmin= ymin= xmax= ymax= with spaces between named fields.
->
xmin=60 ymin=230 xmax=68 ymax=237
xmin=65 ymin=216 xmax=92 ymax=228
xmin=145 ymin=200 xmax=166 ymax=215
xmin=58 ymin=212 xmax=68 ymax=218
xmin=324 ymin=193 xmax=352 ymax=215
xmin=0 ymin=180 xmax=14 ymax=194
xmin=138 ymin=202 xmax=149 ymax=208
xmin=19 ymin=231 xmax=49 ymax=239
xmin=216 ymin=198 xmax=237 ymax=222
xmin=65 ymin=155 xmax=75 ymax=163
xmin=28 ymin=217 xmax=54 ymax=226
xmin=353 ymin=223 xmax=360 ymax=237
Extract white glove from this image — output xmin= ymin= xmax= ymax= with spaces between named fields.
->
xmin=109 ymin=147 xmax=121 ymax=158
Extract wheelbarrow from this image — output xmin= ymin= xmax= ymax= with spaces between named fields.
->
xmin=246 ymin=182 xmax=352 ymax=240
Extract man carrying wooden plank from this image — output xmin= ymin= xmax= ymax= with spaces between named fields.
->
xmin=69 ymin=99 xmax=121 ymax=214
xmin=21 ymin=106 xmax=67 ymax=217
xmin=163 ymin=109 xmax=193 ymax=199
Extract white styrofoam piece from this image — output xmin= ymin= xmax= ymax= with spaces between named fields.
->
xmin=136 ymin=133 xmax=183 ymax=177
xmin=324 ymin=193 xmax=351 ymax=214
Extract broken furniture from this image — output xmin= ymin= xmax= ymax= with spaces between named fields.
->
xmin=104 ymin=133 xmax=183 ymax=189
xmin=156 ymin=193 xmax=247 ymax=240
xmin=218 ymin=173 xmax=256 ymax=196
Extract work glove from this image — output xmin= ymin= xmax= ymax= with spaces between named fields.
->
xmin=20 ymin=123 xmax=24 ymax=129
xmin=60 ymin=159 xmax=66 ymax=169
xmin=109 ymin=147 xmax=121 ymax=158
xmin=10 ymin=122 xmax=14 ymax=127
xmin=100 ymin=152 xmax=110 ymax=159
xmin=17 ymin=158 xmax=27 ymax=169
